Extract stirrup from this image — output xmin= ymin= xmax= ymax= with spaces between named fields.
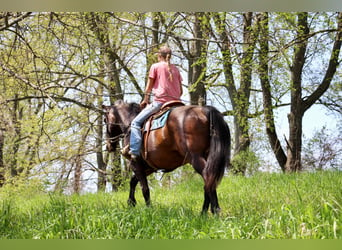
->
xmin=121 ymin=145 xmax=131 ymax=159
xmin=121 ymin=145 xmax=139 ymax=161
xmin=130 ymin=153 xmax=138 ymax=161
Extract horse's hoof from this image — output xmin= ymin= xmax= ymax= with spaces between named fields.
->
xmin=127 ymin=199 xmax=136 ymax=207
xmin=212 ymin=207 xmax=221 ymax=215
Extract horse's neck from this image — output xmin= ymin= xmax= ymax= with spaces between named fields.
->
xmin=122 ymin=110 xmax=139 ymax=132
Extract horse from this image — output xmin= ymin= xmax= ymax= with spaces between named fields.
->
xmin=103 ymin=99 xmax=231 ymax=214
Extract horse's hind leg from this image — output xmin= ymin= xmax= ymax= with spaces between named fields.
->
xmin=190 ymin=154 xmax=211 ymax=214
xmin=209 ymin=188 xmax=220 ymax=214
xmin=202 ymin=190 xmax=210 ymax=214
xmin=202 ymin=180 xmax=221 ymax=214
xmin=203 ymin=169 xmax=221 ymax=214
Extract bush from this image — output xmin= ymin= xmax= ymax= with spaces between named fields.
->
xmin=302 ymin=126 xmax=342 ymax=171
xmin=231 ymin=149 xmax=261 ymax=175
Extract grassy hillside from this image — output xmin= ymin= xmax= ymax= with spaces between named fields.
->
xmin=0 ymin=171 xmax=341 ymax=239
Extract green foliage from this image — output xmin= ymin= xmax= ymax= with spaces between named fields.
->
xmin=0 ymin=12 xmax=341 ymax=192
xmin=0 ymin=172 xmax=340 ymax=239
xmin=231 ymin=149 xmax=261 ymax=175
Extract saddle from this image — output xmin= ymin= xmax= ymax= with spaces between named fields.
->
xmin=142 ymin=100 xmax=184 ymax=159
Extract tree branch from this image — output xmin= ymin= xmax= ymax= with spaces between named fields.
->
xmin=0 ymin=12 xmax=32 ymax=31
xmin=302 ymin=12 xmax=342 ymax=112
xmin=3 ymin=95 xmax=102 ymax=113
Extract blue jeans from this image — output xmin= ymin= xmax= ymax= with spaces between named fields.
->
xmin=130 ymin=101 xmax=162 ymax=155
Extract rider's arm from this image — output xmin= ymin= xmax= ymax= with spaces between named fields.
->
xmin=140 ymin=77 xmax=155 ymax=108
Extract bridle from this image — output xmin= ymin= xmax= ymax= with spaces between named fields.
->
xmin=104 ymin=121 xmax=131 ymax=145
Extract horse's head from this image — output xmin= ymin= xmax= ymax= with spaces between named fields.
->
xmin=103 ymin=104 xmax=122 ymax=152
xmin=103 ymin=100 xmax=141 ymax=152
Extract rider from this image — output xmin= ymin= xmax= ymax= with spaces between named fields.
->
xmin=122 ymin=45 xmax=183 ymax=160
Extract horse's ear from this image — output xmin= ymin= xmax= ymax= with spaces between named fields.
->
xmin=128 ymin=102 xmax=141 ymax=114
xmin=114 ymin=99 xmax=125 ymax=106
xmin=102 ymin=105 xmax=110 ymax=112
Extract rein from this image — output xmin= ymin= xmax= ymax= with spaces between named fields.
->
xmin=105 ymin=121 xmax=130 ymax=143
xmin=107 ymin=133 xmax=125 ymax=143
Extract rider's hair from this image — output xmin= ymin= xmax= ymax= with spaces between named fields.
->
xmin=159 ymin=45 xmax=173 ymax=81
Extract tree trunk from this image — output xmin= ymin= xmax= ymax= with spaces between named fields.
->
xmin=10 ymin=96 xmax=23 ymax=177
xmin=286 ymin=112 xmax=304 ymax=172
xmin=96 ymin=77 xmax=107 ymax=192
xmin=110 ymin=153 xmax=122 ymax=192
xmin=144 ymin=12 xmax=162 ymax=94
xmin=213 ymin=12 xmax=259 ymax=174
xmin=258 ymin=12 xmax=287 ymax=172
xmin=73 ymin=128 xmax=89 ymax=194
xmin=74 ymin=154 xmax=82 ymax=194
xmin=86 ymin=13 xmax=124 ymax=102
xmin=174 ymin=12 xmax=208 ymax=105
xmin=0 ymin=128 xmax=5 ymax=187
xmin=189 ymin=13 xmax=208 ymax=105
xmin=285 ymin=12 xmax=309 ymax=172
xmin=87 ymin=13 xmax=127 ymax=191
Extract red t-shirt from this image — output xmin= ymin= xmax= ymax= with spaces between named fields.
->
xmin=148 ymin=61 xmax=182 ymax=103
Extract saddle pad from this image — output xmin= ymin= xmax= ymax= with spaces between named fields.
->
xmin=146 ymin=109 xmax=172 ymax=131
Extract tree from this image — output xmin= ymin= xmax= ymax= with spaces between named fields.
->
xmin=174 ymin=12 xmax=209 ymax=105
xmin=302 ymin=126 xmax=342 ymax=171
xmin=257 ymin=12 xmax=342 ymax=172
xmin=211 ymin=12 xmax=261 ymax=174
xmin=282 ymin=12 xmax=341 ymax=172
xmin=1 ymin=12 xmax=341 ymax=194
xmin=0 ymin=12 xmax=103 ymax=190
xmin=258 ymin=12 xmax=288 ymax=171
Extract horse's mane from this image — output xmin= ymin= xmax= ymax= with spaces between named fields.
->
xmin=128 ymin=102 xmax=141 ymax=116
xmin=113 ymin=100 xmax=141 ymax=115
xmin=113 ymin=100 xmax=141 ymax=125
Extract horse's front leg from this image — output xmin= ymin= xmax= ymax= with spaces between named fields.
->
xmin=128 ymin=175 xmax=138 ymax=207
xmin=129 ymin=160 xmax=154 ymax=207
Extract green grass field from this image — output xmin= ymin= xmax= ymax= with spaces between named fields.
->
xmin=0 ymin=171 xmax=341 ymax=239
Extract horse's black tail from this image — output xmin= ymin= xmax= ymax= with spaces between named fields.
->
xmin=204 ymin=106 xmax=231 ymax=189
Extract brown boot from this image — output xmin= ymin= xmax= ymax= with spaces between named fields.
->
xmin=121 ymin=145 xmax=131 ymax=160
xmin=130 ymin=153 xmax=138 ymax=161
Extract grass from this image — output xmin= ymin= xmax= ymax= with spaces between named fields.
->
xmin=0 ymin=171 xmax=341 ymax=239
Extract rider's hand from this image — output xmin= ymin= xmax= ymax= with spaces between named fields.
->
xmin=140 ymin=100 xmax=148 ymax=109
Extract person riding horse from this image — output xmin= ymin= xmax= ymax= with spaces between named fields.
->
xmin=103 ymin=45 xmax=231 ymax=214
xmin=121 ymin=45 xmax=183 ymax=161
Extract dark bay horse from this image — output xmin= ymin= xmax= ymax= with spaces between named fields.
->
xmin=103 ymin=100 xmax=231 ymax=214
